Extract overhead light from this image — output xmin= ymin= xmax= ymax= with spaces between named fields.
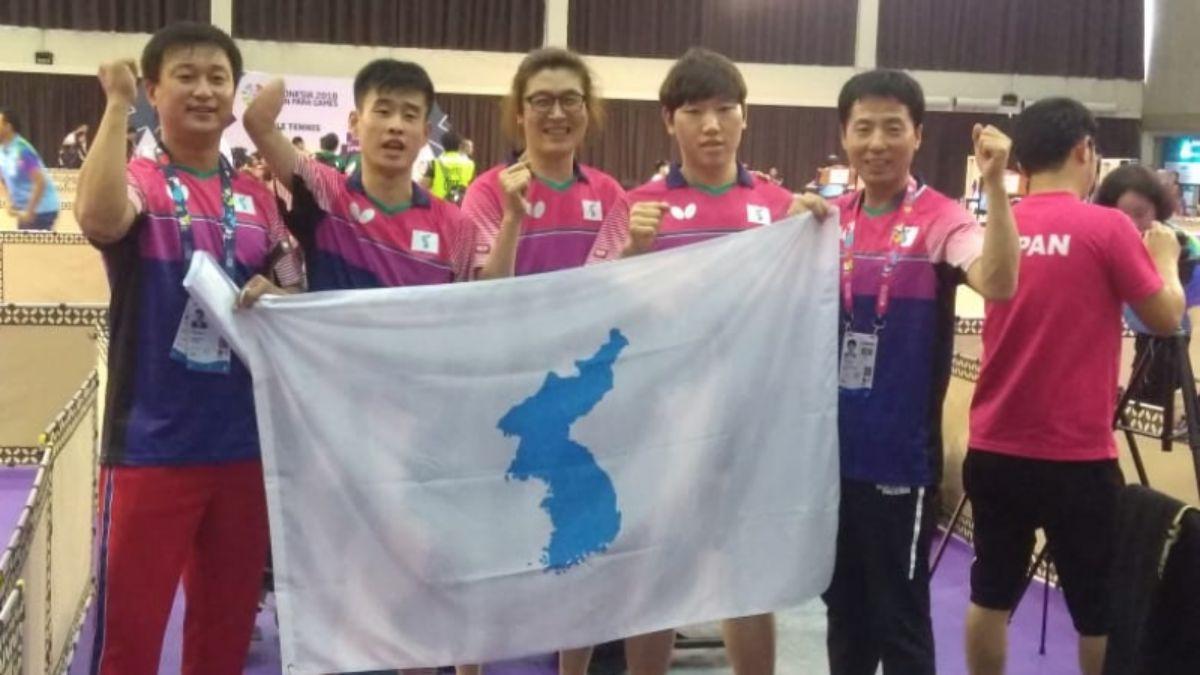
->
xmin=1084 ymin=101 xmax=1120 ymax=114
xmin=926 ymin=96 xmax=953 ymax=111
xmin=954 ymin=97 xmax=997 ymax=112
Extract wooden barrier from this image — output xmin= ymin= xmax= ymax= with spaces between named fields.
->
xmin=0 ymin=232 xmax=108 ymax=305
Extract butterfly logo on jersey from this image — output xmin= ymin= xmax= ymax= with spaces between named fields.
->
xmin=530 ymin=200 xmax=547 ymax=219
xmin=670 ymin=204 xmax=698 ymax=220
xmin=582 ymin=200 xmax=603 ymax=221
xmin=747 ymin=204 xmax=772 ymax=226
xmin=349 ymin=201 xmax=376 ymax=224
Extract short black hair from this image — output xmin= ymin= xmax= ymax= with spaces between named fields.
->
xmin=441 ymin=131 xmax=462 ymax=152
xmin=0 ymin=106 xmax=20 ymax=134
xmin=659 ymin=48 xmax=747 ymax=114
xmin=231 ymin=146 xmax=250 ymax=170
xmin=353 ymin=59 xmax=435 ymax=115
xmin=141 ymin=22 xmax=243 ymax=85
xmin=291 ymin=136 xmax=304 ymax=145
xmin=1013 ymin=98 xmax=1099 ymax=175
xmin=320 ymin=132 xmax=339 ymax=152
xmin=1095 ymin=164 xmax=1175 ymax=221
xmin=837 ymin=69 xmax=925 ymax=128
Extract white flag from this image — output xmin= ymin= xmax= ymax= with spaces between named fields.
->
xmin=184 ymin=214 xmax=841 ymax=674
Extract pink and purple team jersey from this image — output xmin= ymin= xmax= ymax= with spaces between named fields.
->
xmin=99 ymin=157 xmax=292 ymax=466
xmin=627 ymin=163 xmax=794 ymax=252
xmin=462 ymin=162 xmax=629 ymax=276
xmin=836 ymin=182 xmax=984 ymax=486
xmin=289 ymin=156 xmax=473 ymax=290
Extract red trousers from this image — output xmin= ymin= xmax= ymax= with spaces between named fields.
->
xmin=90 ymin=460 xmax=269 ymax=675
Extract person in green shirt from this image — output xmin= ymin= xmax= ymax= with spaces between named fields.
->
xmin=313 ymin=132 xmax=345 ymax=172
xmin=423 ymin=130 xmax=475 ymax=204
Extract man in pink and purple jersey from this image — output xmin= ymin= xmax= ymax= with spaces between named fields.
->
xmin=823 ymin=69 xmax=1020 ymax=675
xmin=74 ymin=23 xmax=303 ymax=675
xmin=464 ymin=47 xmax=628 ymax=281
xmin=624 ymin=49 xmax=822 ymax=260
xmin=964 ymin=98 xmax=1184 ymax=675
xmin=239 ymin=57 xmax=472 ymax=675
xmin=619 ymin=47 xmax=828 ymax=675
xmin=240 ymin=59 xmax=473 ymax=299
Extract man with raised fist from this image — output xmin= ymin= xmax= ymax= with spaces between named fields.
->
xmin=75 ymin=22 xmax=302 ymax=675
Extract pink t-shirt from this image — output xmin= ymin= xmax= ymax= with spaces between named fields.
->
xmin=628 ymin=164 xmax=794 ymax=251
xmin=970 ymin=192 xmax=1164 ymax=461
xmin=462 ymin=162 xmax=629 ymax=276
xmin=291 ymin=155 xmax=474 ymax=290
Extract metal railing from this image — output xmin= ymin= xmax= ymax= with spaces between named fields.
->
xmin=0 ymin=368 xmax=100 ymax=674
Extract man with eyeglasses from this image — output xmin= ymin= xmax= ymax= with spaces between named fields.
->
xmin=464 ymin=47 xmax=628 ymax=282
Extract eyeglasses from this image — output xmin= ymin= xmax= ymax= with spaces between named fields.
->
xmin=524 ymin=92 xmax=586 ymax=115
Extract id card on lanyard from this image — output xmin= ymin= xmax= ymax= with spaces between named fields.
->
xmin=158 ymin=144 xmax=240 ymax=375
xmin=839 ymin=178 xmax=920 ymax=392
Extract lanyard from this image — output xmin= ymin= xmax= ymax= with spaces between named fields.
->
xmin=840 ymin=178 xmax=921 ymax=331
xmin=154 ymin=143 xmax=239 ymax=280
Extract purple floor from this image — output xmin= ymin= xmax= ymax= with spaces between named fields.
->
xmin=62 ymin=535 xmax=1080 ymax=674
xmin=931 ymin=534 xmax=1078 ymax=674
xmin=0 ymin=467 xmax=38 ymax=538
xmin=0 ymin=471 xmax=1073 ymax=675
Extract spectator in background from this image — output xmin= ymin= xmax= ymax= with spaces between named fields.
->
xmin=649 ymin=160 xmax=669 ymax=182
xmin=291 ymin=135 xmax=306 ymax=154
xmin=767 ymin=166 xmax=782 ymax=186
xmin=461 ymin=137 xmax=475 ymax=159
xmin=1098 ymin=164 xmax=1184 ymax=234
xmin=1157 ymin=168 xmax=1188 ymax=217
xmin=423 ymin=130 xmax=475 ymax=205
xmin=245 ymin=152 xmax=264 ymax=182
xmin=249 ymin=151 xmax=293 ymax=212
xmin=1095 ymin=163 xmax=1200 ymax=409
xmin=1097 ymin=164 xmax=1200 ymax=311
xmin=341 ymin=134 xmax=361 ymax=176
xmin=314 ymin=132 xmax=344 ymax=171
xmin=232 ymin=146 xmax=252 ymax=172
xmin=59 ymin=123 xmax=90 ymax=168
xmin=0 ymin=106 xmax=61 ymax=230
